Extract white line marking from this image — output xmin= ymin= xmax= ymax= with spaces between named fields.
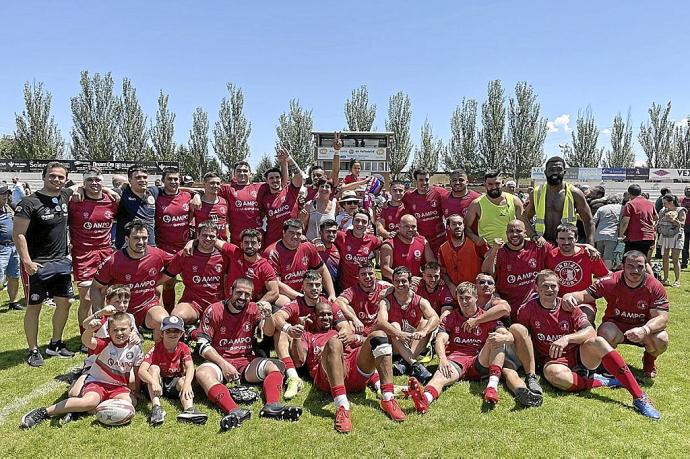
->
xmin=0 ymin=379 xmax=62 ymax=425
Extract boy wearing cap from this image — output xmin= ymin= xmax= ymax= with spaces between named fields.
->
xmin=139 ymin=315 xmax=207 ymax=425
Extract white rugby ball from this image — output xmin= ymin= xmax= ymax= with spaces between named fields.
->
xmin=95 ymin=399 xmax=135 ymax=426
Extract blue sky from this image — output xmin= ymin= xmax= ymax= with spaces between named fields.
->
xmin=1 ymin=1 xmax=688 ymax=168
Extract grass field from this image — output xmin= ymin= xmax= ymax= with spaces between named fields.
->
xmin=0 ymin=278 xmax=689 ymax=458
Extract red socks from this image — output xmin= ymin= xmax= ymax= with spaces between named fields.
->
xmin=425 ymin=386 xmax=440 ymax=400
xmin=281 ymin=357 xmax=295 ymax=371
xmin=488 ymin=365 xmax=502 ymax=378
xmin=382 ymin=383 xmax=394 ymax=395
xmin=567 ymin=373 xmax=603 ymax=392
xmin=368 ymin=372 xmax=380 ymax=386
xmin=601 ymin=351 xmax=644 ymax=398
xmin=208 ymin=383 xmax=238 ymax=413
xmin=263 ymin=371 xmax=284 ymax=404
xmin=330 ymin=385 xmax=347 ymax=400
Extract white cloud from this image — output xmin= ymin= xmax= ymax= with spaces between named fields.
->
xmin=547 ymin=114 xmax=571 ymax=134
xmin=601 ymin=128 xmax=611 ymax=135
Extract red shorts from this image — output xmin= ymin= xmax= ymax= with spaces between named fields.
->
xmin=602 ymin=320 xmax=647 ymax=347
xmin=178 ymin=296 xmax=208 ymax=316
xmin=313 ymin=348 xmax=369 ymax=393
xmin=131 ymin=301 xmax=159 ymax=328
xmin=447 ymin=352 xmax=485 ymax=381
xmin=82 ymin=381 xmax=130 ymax=402
xmin=540 ymin=349 xmax=579 ymax=369
xmin=72 ymin=248 xmax=113 ymax=283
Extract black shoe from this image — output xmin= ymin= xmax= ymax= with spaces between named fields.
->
xmin=177 ymin=406 xmax=208 ymax=425
xmin=411 ymin=362 xmax=433 ymax=384
xmin=20 ymin=407 xmax=49 ymax=429
xmin=392 ymin=359 xmax=409 ymax=376
xmin=220 ymin=408 xmax=251 ymax=431
xmin=26 ymin=348 xmax=44 ymax=367
xmin=259 ymin=403 xmax=303 ymax=422
xmin=8 ymin=302 xmax=25 ymax=311
xmin=149 ymin=405 xmax=166 ymax=425
xmin=46 ymin=340 xmax=75 ymax=359
xmin=514 ymin=387 xmax=543 ymax=408
xmin=525 ymin=373 xmax=543 ymax=395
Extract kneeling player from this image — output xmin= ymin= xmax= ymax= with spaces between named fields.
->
xmin=515 ymin=270 xmax=660 ymax=420
xmin=291 ymin=302 xmax=405 ymax=432
xmin=138 ymin=315 xmax=207 ymax=425
xmin=407 ymin=282 xmax=505 ymax=413
xmin=21 ymin=312 xmax=143 ymax=429
xmin=195 ymin=278 xmax=302 ymax=431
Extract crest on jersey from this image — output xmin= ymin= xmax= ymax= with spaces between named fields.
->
xmin=528 ymin=258 xmax=537 ymax=268
xmin=83 ymin=212 xmax=89 ymax=218
xmin=104 ymin=210 xmax=113 ymax=219
xmin=473 ymin=327 xmax=481 ymax=336
xmin=148 ymin=268 xmax=158 ymax=277
xmin=220 ymin=326 xmax=226 ymax=333
xmin=637 ymin=300 xmax=648 ymax=310
xmin=302 ymin=256 xmax=309 ymax=265
xmin=215 ymin=264 xmax=223 ymax=273
xmin=126 ymin=352 xmax=134 ymax=359
xmin=251 ymin=190 xmax=257 ymax=198
xmin=362 ymin=247 xmax=370 ymax=255
xmin=247 ymin=268 xmax=255 ymax=278
xmin=430 ymin=201 xmax=437 ymax=208
xmin=534 ymin=320 xmax=541 ymax=328
xmin=242 ymin=322 xmax=252 ymax=332
xmin=182 ymin=203 xmax=189 ymax=211
xmin=559 ymin=321 xmax=569 ymax=331
xmin=555 ymin=261 xmax=582 ymax=287
xmin=413 ymin=249 xmax=422 ymax=260
xmin=218 ymin=206 xmax=227 ymax=215
xmin=147 ymin=196 xmax=155 ymax=205
xmin=125 ymin=274 xmax=132 ymax=281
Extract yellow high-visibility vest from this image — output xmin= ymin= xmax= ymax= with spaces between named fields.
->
xmin=534 ymin=182 xmax=576 ymax=236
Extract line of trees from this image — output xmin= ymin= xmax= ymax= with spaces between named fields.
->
xmin=6 ymin=73 xmax=690 ymax=182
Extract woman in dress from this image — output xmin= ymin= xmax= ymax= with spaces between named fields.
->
xmin=658 ymin=193 xmax=686 ymax=287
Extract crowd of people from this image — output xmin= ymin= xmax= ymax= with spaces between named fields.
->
xmin=2 ymin=145 xmax=671 ymax=433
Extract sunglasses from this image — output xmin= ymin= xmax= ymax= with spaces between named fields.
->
xmin=477 ymin=279 xmax=495 ymax=285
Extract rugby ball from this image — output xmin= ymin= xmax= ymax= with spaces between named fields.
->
xmin=95 ymin=399 xmax=135 ymax=426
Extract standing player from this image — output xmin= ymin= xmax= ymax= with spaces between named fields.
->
xmin=438 ymin=214 xmax=482 ymax=292
xmin=377 ymin=267 xmax=439 ymax=382
xmin=114 ymin=165 xmax=160 ymax=248
xmin=407 ymin=282 xmax=506 ymax=412
xmin=14 ymin=162 xmax=75 ymax=366
xmin=441 ymin=168 xmax=480 ymax=219
xmin=380 ymin=214 xmax=435 ymax=281
xmin=376 ymin=180 xmax=406 ymax=240
xmin=264 ymin=219 xmax=336 ymax=305
xmin=515 ymin=270 xmax=660 ymax=419
xmin=194 ymin=172 xmax=230 ymax=240
xmin=91 ymin=219 xmax=172 ymax=340
xmin=334 ymin=210 xmax=382 ymax=291
xmin=563 ymin=250 xmax=669 ymax=379
xmin=261 ymin=151 xmax=303 ymax=248
xmin=291 ymin=302 xmax=405 ymax=431
xmin=219 ymin=161 xmax=268 ymax=245
xmin=155 ymin=166 xmax=194 ymax=311
xmin=68 ymin=167 xmax=118 ymax=333
xmin=414 ymin=262 xmax=455 ymax=319
xmin=195 ymin=278 xmax=302 ymax=430
xmin=402 ymin=169 xmax=447 ymax=253
xmin=337 ymin=261 xmax=392 ymax=336
xmin=545 ymin=223 xmax=609 ymax=324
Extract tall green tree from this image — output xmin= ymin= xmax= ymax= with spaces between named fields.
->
xmin=14 ymin=81 xmax=65 ymax=159
xmin=603 ymin=112 xmax=635 ymax=167
xmin=478 ymin=80 xmax=507 ymax=172
xmin=116 ymin=78 xmax=150 ymax=161
xmin=150 ymin=91 xmax=176 ymax=161
xmin=0 ymin=135 xmax=18 ymax=159
xmin=565 ymin=108 xmax=603 ymax=167
xmin=671 ymin=120 xmax=690 ymax=168
xmin=253 ymin=153 xmax=276 ymax=183
xmin=187 ymin=107 xmax=214 ymax=179
xmin=275 ymin=99 xmax=314 ymax=171
xmin=444 ymin=98 xmax=479 ymax=174
xmin=385 ymin=91 xmax=413 ymax=180
xmin=411 ymin=119 xmax=443 ymax=174
xmin=213 ymin=83 xmax=251 ymax=174
xmin=344 ymin=85 xmax=376 ymax=131
xmin=639 ymin=101 xmax=674 ymax=168
xmin=506 ymin=82 xmax=547 ymax=184
xmin=70 ymin=71 xmax=119 ymax=160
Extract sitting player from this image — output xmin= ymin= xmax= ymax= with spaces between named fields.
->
xmin=21 ymin=312 xmax=144 ymax=428
xmin=290 ymin=302 xmax=405 ymax=432
xmin=195 ymin=278 xmax=302 ymax=431
xmin=407 ymin=282 xmax=505 ymax=412
xmin=138 ymin=315 xmax=207 ymax=425
xmin=514 ymin=270 xmax=660 ymax=420
xmin=336 ymin=261 xmax=391 ymax=336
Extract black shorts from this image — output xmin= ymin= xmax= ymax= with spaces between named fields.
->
xmin=142 ymin=376 xmax=180 ymax=399
xmin=21 ymin=270 xmax=73 ymax=305
xmin=625 ymin=240 xmax=654 ymax=256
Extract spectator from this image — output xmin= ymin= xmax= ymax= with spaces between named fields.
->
xmin=655 ymin=187 xmax=670 ymax=213
xmin=681 ymin=185 xmax=690 ymax=269
xmin=657 ymin=194 xmax=686 ymax=287
xmin=0 ymin=185 xmax=21 ymax=310
xmin=335 ymin=191 xmax=360 ymax=231
xmin=111 ymin=174 xmax=127 ymax=189
xmin=619 ymin=184 xmax=658 ymax=260
xmin=593 ymin=194 xmax=623 ymax=269
xmin=300 ymin=179 xmax=337 ymax=241
xmin=505 ymin=180 xmax=517 ymax=194
xmin=11 ymin=176 xmax=25 ymax=208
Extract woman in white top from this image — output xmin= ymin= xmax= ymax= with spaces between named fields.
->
xmin=300 ymin=179 xmax=338 ymax=241
xmin=657 ymin=193 xmax=686 ymax=287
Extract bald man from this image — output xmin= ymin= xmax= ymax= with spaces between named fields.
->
xmin=380 ymin=215 xmax=436 ymax=282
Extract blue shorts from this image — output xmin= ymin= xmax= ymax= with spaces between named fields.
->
xmin=0 ymin=244 xmax=20 ymax=282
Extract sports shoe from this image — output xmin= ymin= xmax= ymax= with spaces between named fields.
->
xmin=334 ymin=406 xmax=352 ymax=433
xmin=20 ymin=407 xmax=49 ymax=429
xmin=392 ymin=359 xmax=409 ymax=376
xmin=283 ymin=376 xmax=303 ymax=400
xmin=220 ymin=408 xmax=251 ymax=430
xmin=592 ymin=373 xmax=623 ymax=388
xmin=259 ymin=403 xmax=302 ymax=422
xmin=177 ymin=406 xmax=208 ymax=425
xmin=46 ymin=340 xmax=75 ymax=359
xmin=514 ymin=387 xmax=543 ymax=408
xmin=407 ymin=377 xmax=429 ymax=414
xmin=8 ymin=301 xmax=25 ymax=311
xmin=483 ymin=387 xmax=499 ymax=404
xmin=633 ymin=393 xmax=661 ymax=420
xmin=525 ymin=373 xmax=543 ymax=395
xmin=411 ymin=362 xmax=432 ymax=384
xmin=26 ymin=348 xmax=44 ymax=367
xmin=149 ymin=405 xmax=166 ymax=425
xmin=379 ymin=399 xmax=406 ymax=422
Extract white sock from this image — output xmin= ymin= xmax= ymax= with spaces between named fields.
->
xmin=374 ymin=380 xmax=381 ymax=391
xmin=334 ymin=394 xmax=350 ymax=410
xmin=487 ymin=375 xmax=499 ymax=389
xmin=382 ymin=391 xmax=394 ymax=401
xmin=424 ymin=392 xmax=433 ymax=404
xmin=286 ymin=368 xmax=298 ymax=379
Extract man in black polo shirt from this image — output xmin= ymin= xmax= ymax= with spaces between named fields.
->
xmin=13 ymin=162 xmax=75 ymax=367
xmin=114 ymin=165 xmax=160 ymax=249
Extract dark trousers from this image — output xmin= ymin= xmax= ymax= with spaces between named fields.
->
xmin=683 ymin=227 xmax=690 ymax=267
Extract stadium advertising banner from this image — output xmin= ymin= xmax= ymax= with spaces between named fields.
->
xmin=649 ymin=168 xmax=690 ymax=181
xmin=317 ymin=146 xmax=386 ymax=160
xmin=564 ymin=167 xmax=579 ymax=180
xmin=626 ymin=167 xmax=649 ymax=180
xmin=0 ymin=159 xmax=179 ymax=174
xmin=531 ymin=167 xmax=545 ymax=180
xmin=602 ymin=168 xmax=626 ymax=180
xmin=578 ymin=168 xmax=602 ymax=181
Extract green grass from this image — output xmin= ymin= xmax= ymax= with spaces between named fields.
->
xmin=1 ymin=278 xmax=689 ymax=458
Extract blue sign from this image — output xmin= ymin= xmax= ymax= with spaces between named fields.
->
xmin=602 ymin=167 xmax=626 ymax=181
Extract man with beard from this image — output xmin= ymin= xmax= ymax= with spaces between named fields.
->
xmin=438 ymin=214 xmax=482 ymax=293
xmin=376 ymin=180 xmax=406 ymax=239
xmin=337 ymin=261 xmax=392 ymax=336
xmin=313 ymin=219 xmax=341 ymax=288
xmin=380 ymin=214 xmax=435 ymax=281
xmin=114 ymin=165 xmax=160 ymax=249
xmin=441 ymin=168 xmax=480 ymax=219
xmin=522 ymin=156 xmax=594 ymax=245
xmin=220 ymin=161 xmax=269 ymax=245
xmin=465 ymin=170 xmax=525 ymax=250
xmin=414 ymin=262 xmax=455 ymax=319
xmin=377 ymin=266 xmax=439 ymax=383
xmin=402 ymin=169 xmax=447 ymax=254
xmin=225 ymin=229 xmax=279 ymax=304
xmin=334 ymin=209 xmax=382 ymax=291
xmin=260 ymin=150 xmax=303 ymax=248
xmin=194 ymin=172 xmax=230 ymax=241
